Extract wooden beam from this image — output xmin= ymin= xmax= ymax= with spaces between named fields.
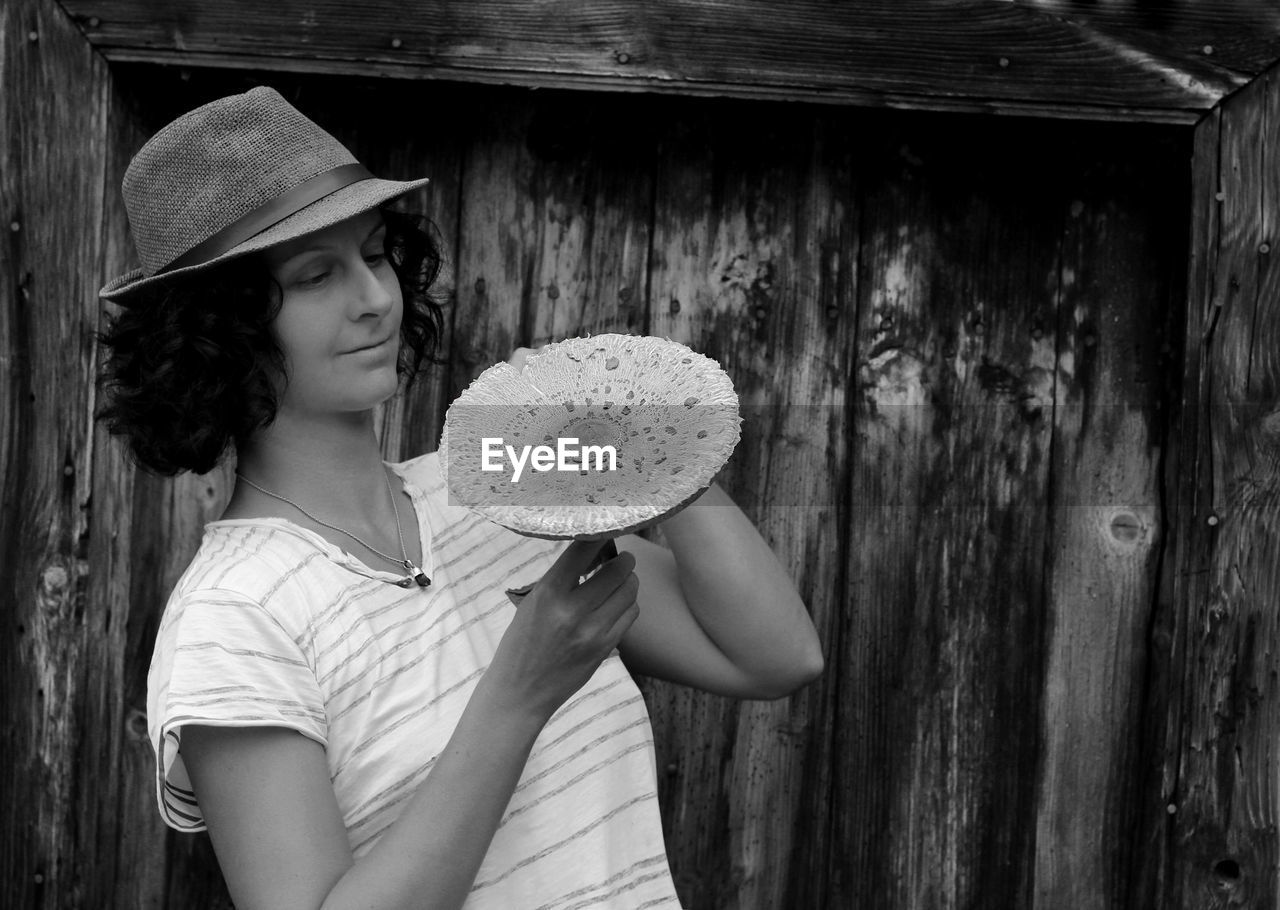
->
xmin=1028 ymin=0 xmax=1280 ymax=79
xmin=1160 ymin=61 xmax=1280 ymax=907
xmin=55 ymin=0 xmax=1262 ymax=123
xmin=0 ymin=0 xmax=152 ymax=906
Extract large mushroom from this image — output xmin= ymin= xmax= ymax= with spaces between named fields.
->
xmin=438 ymin=334 xmax=741 ymax=540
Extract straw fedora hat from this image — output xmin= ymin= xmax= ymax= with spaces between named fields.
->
xmin=100 ymin=86 xmax=430 ymax=300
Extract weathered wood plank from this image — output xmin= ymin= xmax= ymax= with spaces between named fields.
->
xmin=84 ymin=81 xmax=170 ymax=910
xmin=1031 ymin=130 xmax=1182 ymax=908
xmin=1129 ymin=102 xmax=1222 ymax=910
xmin=450 ymin=95 xmax=538 ymax=392
xmin=55 ymin=0 xmax=1254 ymax=122
xmin=0 ymin=0 xmax=120 ymax=906
xmin=640 ymin=102 xmax=772 ymax=908
xmin=1166 ymin=65 xmax=1280 ymax=907
xmin=644 ymin=99 xmax=856 ymax=908
xmin=1030 ymin=0 xmax=1280 ymax=78
xmin=451 ymin=89 xmax=652 ymax=400
xmin=834 ymin=116 xmax=1063 ymax=909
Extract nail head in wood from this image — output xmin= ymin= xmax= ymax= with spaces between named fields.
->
xmin=391 ymin=37 xmax=403 ymax=49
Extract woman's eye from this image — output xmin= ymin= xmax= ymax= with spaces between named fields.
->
xmin=296 ymin=270 xmax=330 ymax=288
xmin=364 ymin=252 xmax=388 ymax=267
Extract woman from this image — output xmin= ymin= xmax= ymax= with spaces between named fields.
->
xmin=99 ymin=86 xmax=823 ymax=910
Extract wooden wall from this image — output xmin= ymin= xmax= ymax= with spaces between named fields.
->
xmin=2 ymin=46 xmax=1197 ymax=910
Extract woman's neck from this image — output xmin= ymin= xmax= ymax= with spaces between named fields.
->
xmin=230 ymin=408 xmax=392 ymax=521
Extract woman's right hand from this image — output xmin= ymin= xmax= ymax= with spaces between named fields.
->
xmin=488 ymin=539 xmax=640 ymax=721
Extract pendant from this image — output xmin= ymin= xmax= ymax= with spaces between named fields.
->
xmin=403 ymin=559 xmax=431 ymax=588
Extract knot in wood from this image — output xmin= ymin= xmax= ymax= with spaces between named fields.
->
xmin=1109 ymin=511 xmax=1144 ymax=543
xmin=126 ymin=707 xmax=150 ymax=742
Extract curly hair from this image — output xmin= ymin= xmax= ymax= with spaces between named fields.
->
xmin=97 ymin=209 xmax=446 ymax=475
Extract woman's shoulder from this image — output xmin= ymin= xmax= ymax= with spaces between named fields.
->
xmin=390 ymin=449 xmax=443 ymax=491
xmin=169 ymin=520 xmax=335 ymax=610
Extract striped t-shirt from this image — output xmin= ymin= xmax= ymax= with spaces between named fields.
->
xmin=146 ymin=452 xmax=683 ymax=909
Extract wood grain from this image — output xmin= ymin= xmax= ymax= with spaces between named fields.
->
xmin=838 ymin=118 xmax=1066 ymax=909
xmin=55 ymin=0 xmax=1264 ymax=123
xmin=1029 ymin=0 xmax=1280 ymax=78
xmin=1127 ymin=101 xmax=1223 ymax=910
xmin=643 ymin=97 xmax=856 ymax=907
xmin=1165 ymin=66 xmax=1280 ymax=908
xmin=450 ymin=88 xmax=653 ymax=403
xmin=84 ymin=84 xmax=171 ymax=910
xmin=0 ymin=0 xmax=120 ymax=906
xmin=1032 ymin=132 xmax=1181 ymax=907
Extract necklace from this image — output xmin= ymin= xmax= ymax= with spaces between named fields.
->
xmin=236 ymin=469 xmax=431 ymax=589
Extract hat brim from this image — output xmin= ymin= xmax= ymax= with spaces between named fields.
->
xmin=99 ymin=175 xmax=431 ymax=300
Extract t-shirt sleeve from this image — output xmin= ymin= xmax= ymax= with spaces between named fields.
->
xmin=146 ymin=588 xmax=327 ymax=832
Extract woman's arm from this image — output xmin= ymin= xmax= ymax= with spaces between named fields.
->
xmin=182 ymin=539 xmax=639 ymax=910
xmin=617 ymin=483 xmax=825 ymax=699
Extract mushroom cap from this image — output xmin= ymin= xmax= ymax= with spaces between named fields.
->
xmin=438 ymin=334 xmax=741 ymax=539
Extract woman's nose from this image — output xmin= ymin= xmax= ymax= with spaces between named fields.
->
xmin=352 ymin=257 xmax=396 ymax=317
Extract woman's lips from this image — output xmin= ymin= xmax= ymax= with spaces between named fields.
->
xmin=343 ymin=336 xmax=393 ymax=355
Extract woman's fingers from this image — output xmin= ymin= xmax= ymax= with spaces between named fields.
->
xmin=541 ymin=538 xmax=614 ymax=594
xmin=575 ymin=550 xmax=637 ymax=606
xmin=506 ymin=345 xmax=546 ymax=372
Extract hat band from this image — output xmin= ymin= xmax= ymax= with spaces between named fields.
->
xmin=158 ymin=162 xmax=374 ymax=275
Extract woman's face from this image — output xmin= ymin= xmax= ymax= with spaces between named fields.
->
xmin=261 ymin=210 xmax=403 ymax=418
